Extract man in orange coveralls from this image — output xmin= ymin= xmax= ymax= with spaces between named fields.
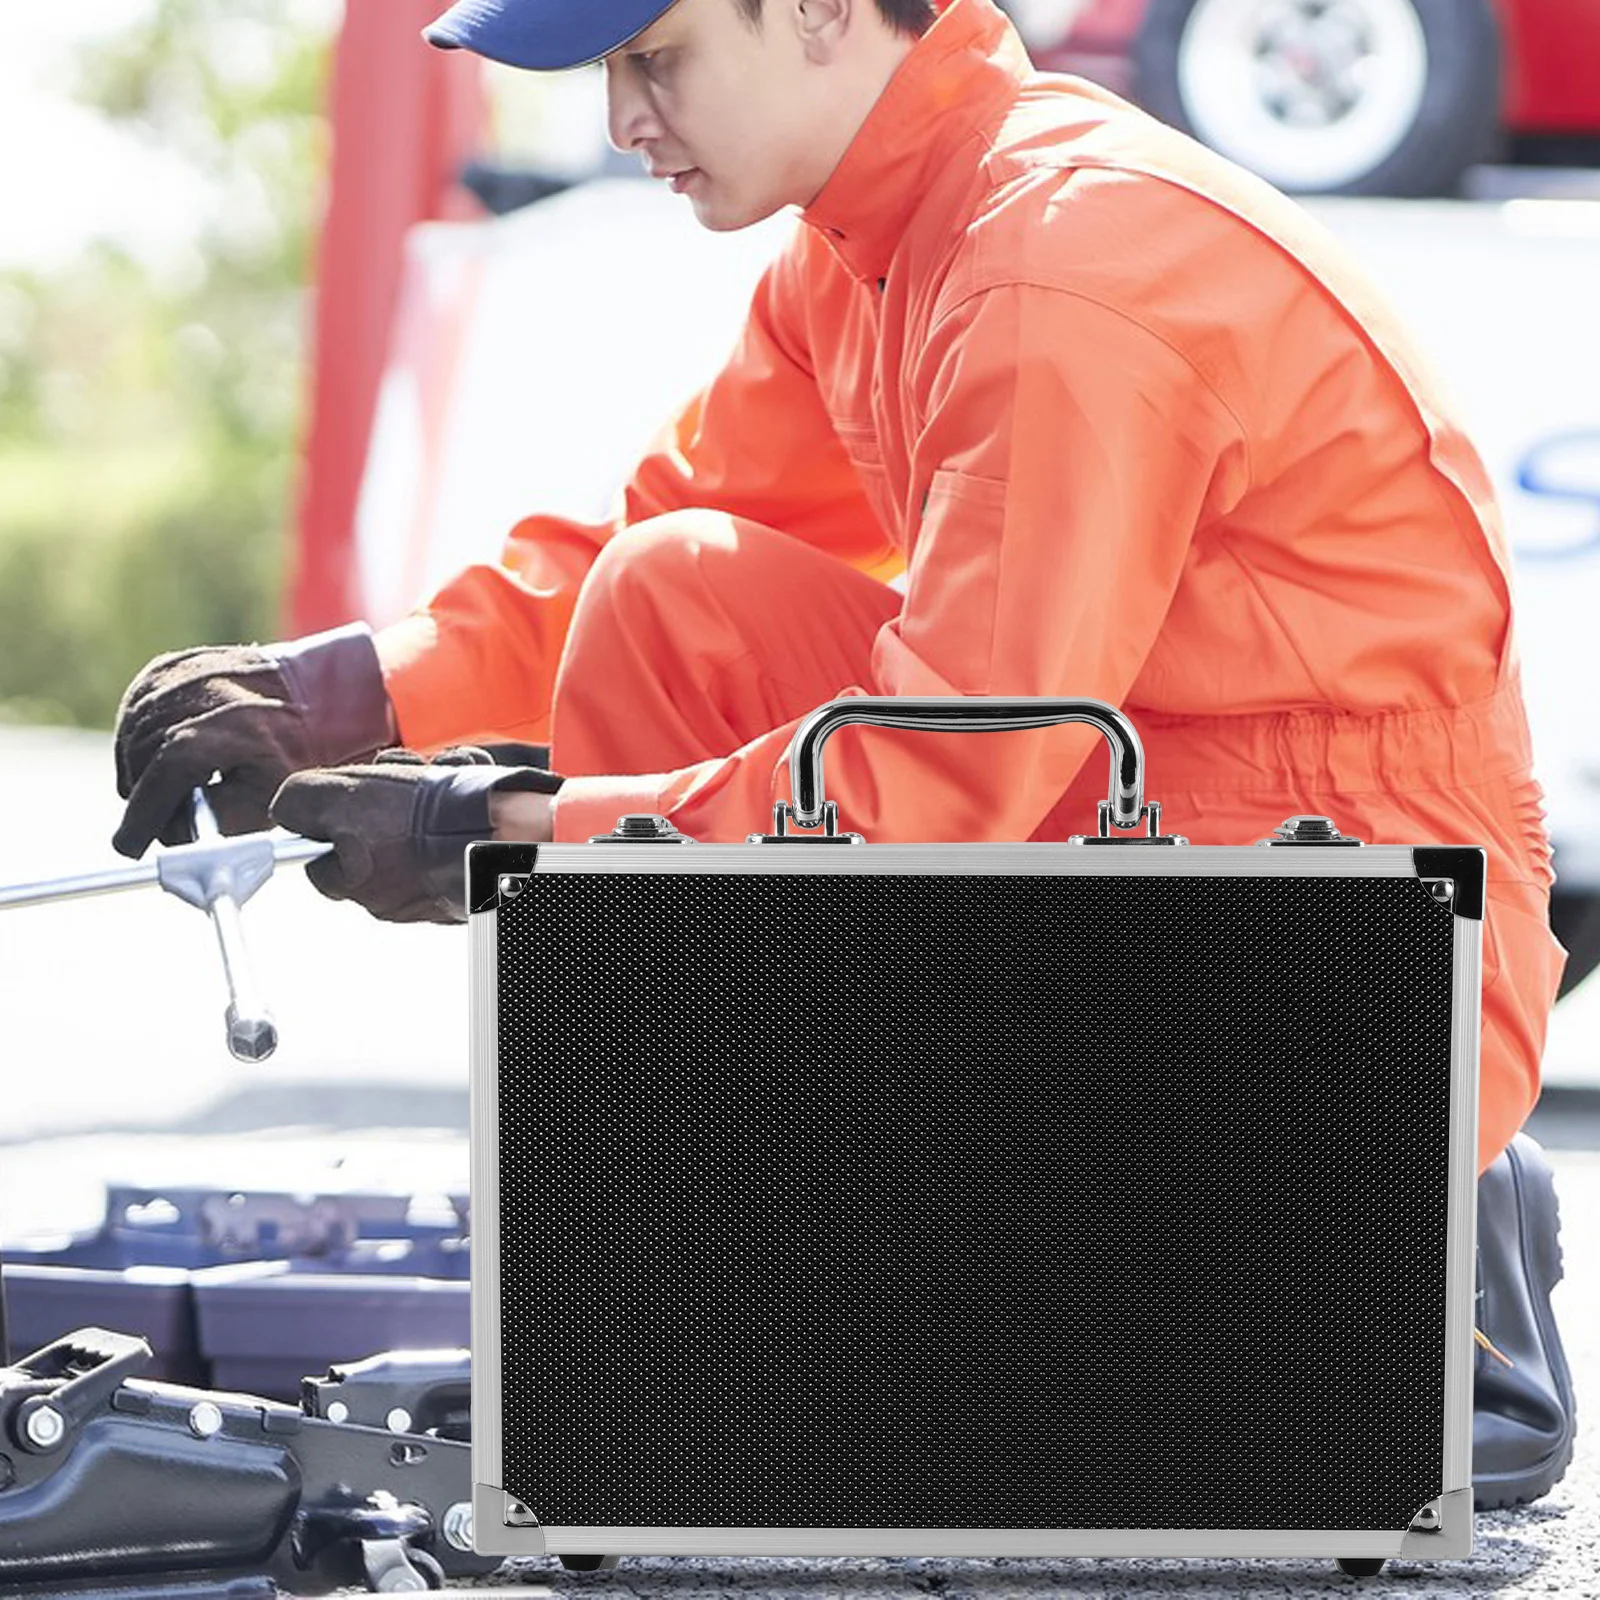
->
xmin=112 ymin=0 xmax=1573 ymax=1504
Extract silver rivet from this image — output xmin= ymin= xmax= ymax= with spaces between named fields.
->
xmin=325 ymin=1400 xmax=350 ymax=1424
xmin=24 ymin=1406 xmax=65 ymax=1449
xmin=189 ymin=1401 xmax=224 ymax=1439
xmin=499 ymin=875 xmax=523 ymax=899
xmin=442 ymin=1501 xmax=475 ymax=1551
xmin=385 ymin=1407 xmax=413 ymax=1434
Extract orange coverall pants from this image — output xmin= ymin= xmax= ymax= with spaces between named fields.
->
xmin=548 ymin=511 xmax=1566 ymax=1178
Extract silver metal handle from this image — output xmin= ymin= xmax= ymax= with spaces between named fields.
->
xmin=783 ymin=696 xmax=1150 ymax=834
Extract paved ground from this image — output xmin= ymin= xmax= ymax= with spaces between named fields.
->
xmin=0 ymin=725 xmax=1595 ymax=1596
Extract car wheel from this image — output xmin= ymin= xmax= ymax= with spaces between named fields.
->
xmin=1134 ymin=0 xmax=1502 ymax=196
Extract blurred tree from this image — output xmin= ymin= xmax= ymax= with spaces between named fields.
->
xmin=0 ymin=0 xmax=337 ymax=728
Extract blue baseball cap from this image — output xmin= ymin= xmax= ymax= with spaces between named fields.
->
xmin=424 ymin=0 xmax=682 ymax=70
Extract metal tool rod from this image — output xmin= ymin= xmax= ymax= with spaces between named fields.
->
xmin=0 ymin=862 xmax=161 ymax=910
xmin=0 ymin=836 xmax=329 ymax=913
xmin=189 ymin=789 xmax=279 ymax=1062
xmin=209 ymin=890 xmax=277 ymax=1062
xmin=190 ymin=786 xmax=223 ymax=846
xmin=260 ymin=836 xmax=333 ymax=869
xmin=1 ymin=790 xmax=336 ymax=1060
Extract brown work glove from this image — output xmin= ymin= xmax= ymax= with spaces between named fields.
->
xmin=113 ymin=624 xmax=394 ymax=858
xmin=269 ymin=747 xmax=565 ymax=925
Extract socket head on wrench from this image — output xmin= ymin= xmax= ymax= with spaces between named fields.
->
xmin=226 ymin=1005 xmax=279 ymax=1062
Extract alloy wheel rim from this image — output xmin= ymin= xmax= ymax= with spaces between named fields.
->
xmin=1176 ymin=0 xmax=1431 ymax=190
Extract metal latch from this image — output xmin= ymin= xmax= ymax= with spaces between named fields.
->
xmin=1258 ymin=815 xmax=1363 ymax=846
xmin=589 ymin=814 xmax=697 ymax=844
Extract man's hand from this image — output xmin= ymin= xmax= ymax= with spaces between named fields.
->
xmin=269 ymin=750 xmax=564 ymax=924
xmin=113 ymin=624 xmax=394 ymax=858
xmin=489 ymin=785 xmax=558 ymax=843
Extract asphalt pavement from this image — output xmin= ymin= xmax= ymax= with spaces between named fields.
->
xmin=0 ymin=724 xmax=1595 ymax=1596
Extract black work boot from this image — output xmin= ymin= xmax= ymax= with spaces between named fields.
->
xmin=1472 ymin=1131 xmax=1577 ymax=1509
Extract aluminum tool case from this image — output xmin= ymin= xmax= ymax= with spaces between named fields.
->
xmin=467 ymin=698 xmax=1480 ymax=1573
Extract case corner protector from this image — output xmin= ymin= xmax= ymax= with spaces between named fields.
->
xmin=472 ymin=1482 xmax=547 ymax=1556
xmin=1399 ymin=1485 xmax=1474 ymax=1560
xmin=1413 ymin=847 xmax=1486 ymax=921
xmin=467 ymin=842 xmax=540 ymax=916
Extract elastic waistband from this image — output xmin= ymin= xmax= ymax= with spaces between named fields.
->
xmin=1132 ymin=679 xmax=1535 ymax=795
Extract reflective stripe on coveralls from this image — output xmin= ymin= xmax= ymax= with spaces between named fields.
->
xmin=374 ymin=0 xmax=1565 ymax=1172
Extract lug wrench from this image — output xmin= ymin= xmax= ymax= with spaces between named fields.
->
xmin=0 ymin=790 xmax=332 ymax=1062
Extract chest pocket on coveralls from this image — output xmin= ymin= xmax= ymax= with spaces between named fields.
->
xmin=835 ymin=420 xmax=896 ymax=537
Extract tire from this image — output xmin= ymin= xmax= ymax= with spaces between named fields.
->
xmin=1134 ymin=0 xmax=1502 ymax=196
xmin=1550 ymin=885 xmax=1600 ymax=1000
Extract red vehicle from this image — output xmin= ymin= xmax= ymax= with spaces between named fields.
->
xmin=1022 ymin=0 xmax=1600 ymax=195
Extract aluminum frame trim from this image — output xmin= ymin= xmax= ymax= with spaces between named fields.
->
xmin=486 ymin=840 xmax=1468 ymax=1556
xmin=533 ymin=1526 xmax=1414 ymax=1557
xmin=470 ymin=907 xmax=507 ymax=1543
xmin=531 ymin=844 xmax=1430 ymax=877
xmin=1442 ymin=915 xmax=1483 ymax=1499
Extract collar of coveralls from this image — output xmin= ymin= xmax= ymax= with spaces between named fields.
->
xmin=800 ymin=0 xmax=1030 ymax=284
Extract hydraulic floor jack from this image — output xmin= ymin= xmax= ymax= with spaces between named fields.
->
xmin=0 ymin=799 xmax=508 ymax=1593
xmin=0 ymin=1330 xmax=496 ymax=1595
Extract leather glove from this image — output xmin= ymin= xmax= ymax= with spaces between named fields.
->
xmin=269 ymin=748 xmax=565 ymax=925
xmin=113 ymin=623 xmax=394 ymax=858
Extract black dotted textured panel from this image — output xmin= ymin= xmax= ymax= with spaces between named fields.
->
xmin=495 ymin=872 xmax=1455 ymax=1533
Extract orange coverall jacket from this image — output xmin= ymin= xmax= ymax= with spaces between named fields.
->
xmin=375 ymin=0 xmax=1565 ymax=1170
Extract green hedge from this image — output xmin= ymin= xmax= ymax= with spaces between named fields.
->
xmin=0 ymin=442 xmax=286 ymax=729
